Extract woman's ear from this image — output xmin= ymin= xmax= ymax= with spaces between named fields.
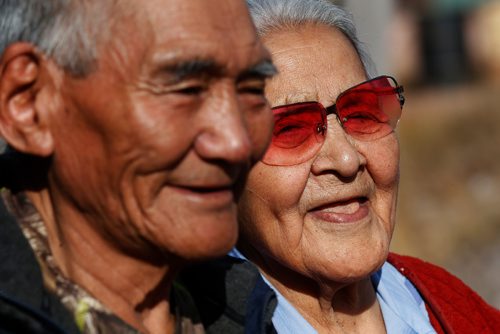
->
xmin=0 ymin=43 xmax=55 ymax=157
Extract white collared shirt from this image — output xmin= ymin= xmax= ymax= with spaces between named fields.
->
xmin=228 ymin=250 xmax=437 ymax=334
xmin=265 ymin=262 xmax=437 ymax=334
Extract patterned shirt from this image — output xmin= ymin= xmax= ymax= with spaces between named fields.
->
xmin=1 ymin=189 xmax=204 ymax=334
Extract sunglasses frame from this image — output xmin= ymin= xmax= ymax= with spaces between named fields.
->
xmin=263 ymin=75 xmax=405 ymax=166
xmin=272 ymin=75 xmax=405 ymax=136
xmin=325 ymin=75 xmax=404 ymax=131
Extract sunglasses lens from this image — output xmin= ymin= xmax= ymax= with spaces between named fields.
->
xmin=262 ymin=102 xmax=326 ymax=166
xmin=261 ymin=76 xmax=404 ymax=166
xmin=336 ymin=76 xmax=402 ymax=140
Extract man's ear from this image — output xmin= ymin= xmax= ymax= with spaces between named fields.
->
xmin=0 ymin=43 xmax=55 ymax=156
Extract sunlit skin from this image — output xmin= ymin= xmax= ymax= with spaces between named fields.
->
xmin=238 ymin=23 xmax=399 ymax=333
xmin=0 ymin=0 xmax=274 ymax=333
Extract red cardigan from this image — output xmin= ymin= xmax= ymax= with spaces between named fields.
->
xmin=388 ymin=253 xmax=500 ymax=334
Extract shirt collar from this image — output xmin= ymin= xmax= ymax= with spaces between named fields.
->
xmin=259 ymin=259 xmax=437 ymax=334
xmin=373 ymin=262 xmax=437 ymax=334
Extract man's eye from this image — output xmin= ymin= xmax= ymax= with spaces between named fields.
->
xmin=241 ymin=86 xmax=265 ymax=95
xmin=238 ymin=80 xmax=266 ymax=95
xmin=175 ymin=86 xmax=204 ymax=95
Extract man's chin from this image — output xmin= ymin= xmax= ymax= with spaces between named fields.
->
xmin=146 ymin=214 xmax=239 ymax=262
xmin=178 ymin=228 xmax=238 ymax=262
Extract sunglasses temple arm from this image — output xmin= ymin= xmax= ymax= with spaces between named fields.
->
xmin=396 ymin=86 xmax=405 ymax=107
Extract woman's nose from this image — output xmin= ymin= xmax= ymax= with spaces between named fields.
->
xmin=311 ymin=121 xmax=366 ymax=178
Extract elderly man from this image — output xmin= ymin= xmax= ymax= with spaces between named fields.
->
xmin=0 ymin=0 xmax=275 ymax=333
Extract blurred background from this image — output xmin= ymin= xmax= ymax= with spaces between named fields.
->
xmin=337 ymin=0 xmax=500 ymax=308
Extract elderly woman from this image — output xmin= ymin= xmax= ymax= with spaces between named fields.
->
xmin=234 ymin=0 xmax=499 ymax=333
xmin=181 ymin=0 xmax=499 ymax=333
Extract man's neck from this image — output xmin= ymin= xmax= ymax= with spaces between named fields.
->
xmin=26 ymin=189 xmax=180 ymax=334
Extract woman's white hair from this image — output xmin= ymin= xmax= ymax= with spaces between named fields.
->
xmin=247 ymin=0 xmax=376 ymax=77
xmin=0 ymin=0 xmax=112 ymax=77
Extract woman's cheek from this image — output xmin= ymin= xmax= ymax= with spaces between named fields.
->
xmin=246 ymin=162 xmax=312 ymax=212
xmin=361 ymin=136 xmax=400 ymax=189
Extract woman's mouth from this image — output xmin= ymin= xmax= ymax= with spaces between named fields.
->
xmin=309 ymin=197 xmax=370 ymax=224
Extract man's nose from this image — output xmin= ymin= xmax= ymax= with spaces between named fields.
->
xmin=193 ymin=94 xmax=252 ymax=164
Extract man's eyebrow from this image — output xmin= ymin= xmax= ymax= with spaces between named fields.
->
xmin=239 ymin=59 xmax=278 ymax=80
xmin=151 ymin=58 xmax=277 ymax=83
xmin=153 ymin=59 xmax=220 ymax=82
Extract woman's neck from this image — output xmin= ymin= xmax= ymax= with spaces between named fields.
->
xmin=262 ymin=267 xmax=387 ymax=334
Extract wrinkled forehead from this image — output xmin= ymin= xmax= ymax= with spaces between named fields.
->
xmin=111 ymin=0 xmax=266 ymax=74
xmin=262 ymin=24 xmax=366 ymax=107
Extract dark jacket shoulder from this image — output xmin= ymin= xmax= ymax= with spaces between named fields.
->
xmin=179 ymin=256 xmax=277 ymax=334
xmin=0 ymin=197 xmax=79 ymax=334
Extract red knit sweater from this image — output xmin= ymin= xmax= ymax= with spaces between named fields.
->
xmin=388 ymin=253 xmax=500 ymax=334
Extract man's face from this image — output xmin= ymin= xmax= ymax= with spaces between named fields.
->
xmin=47 ymin=0 xmax=274 ymax=260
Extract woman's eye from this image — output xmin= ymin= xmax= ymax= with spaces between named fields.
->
xmin=345 ymin=112 xmax=373 ymax=120
xmin=275 ymin=124 xmax=300 ymax=135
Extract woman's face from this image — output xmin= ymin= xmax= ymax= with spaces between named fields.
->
xmin=238 ymin=23 xmax=400 ymax=285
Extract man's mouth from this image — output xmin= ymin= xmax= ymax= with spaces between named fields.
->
xmin=172 ymin=181 xmax=236 ymax=194
xmin=166 ymin=183 xmax=237 ymax=207
xmin=180 ymin=185 xmax=233 ymax=194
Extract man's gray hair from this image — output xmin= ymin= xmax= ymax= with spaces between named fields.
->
xmin=0 ymin=0 xmax=111 ymax=76
xmin=247 ymin=0 xmax=376 ymax=77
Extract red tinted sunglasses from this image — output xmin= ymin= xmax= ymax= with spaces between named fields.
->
xmin=261 ymin=75 xmax=405 ymax=166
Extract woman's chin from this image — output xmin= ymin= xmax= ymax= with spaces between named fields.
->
xmin=305 ymin=244 xmax=389 ymax=285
